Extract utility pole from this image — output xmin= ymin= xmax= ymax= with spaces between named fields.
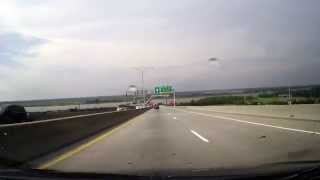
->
xmin=141 ymin=70 xmax=145 ymax=104
xmin=288 ymin=87 xmax=292 ymax=105
xmin=173 ymin=88 xmax=176 ymax=108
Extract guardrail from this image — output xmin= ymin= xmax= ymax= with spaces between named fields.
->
xmin=0 ymin=108 xmax=148 ymax=166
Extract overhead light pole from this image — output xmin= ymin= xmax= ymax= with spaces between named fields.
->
xmin=133 ymin=66 xmax=154 ymax=105
xmin=133 ymin=57 xmax=218 ymax=107
xmin=127 ymin=85 xmax=138 ymax=104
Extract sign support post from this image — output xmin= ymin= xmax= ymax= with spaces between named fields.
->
xmin=154 ymin=85 xmax=176 ymax=110
xmin=173 ymin=88 xmax=176 ymax=108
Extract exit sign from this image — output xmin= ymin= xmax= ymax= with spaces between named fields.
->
xmin=154 ymin=85 xmax=174 ymax=95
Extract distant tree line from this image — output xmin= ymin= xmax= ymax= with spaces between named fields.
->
xmin=257 ymin=87 xmax=320 ymax=98
xmin=177 ymin=95 xmax=319 ymax=106
xmin=291 ymin=87 xmax=320 ymax=98
xmin=178 ymin=96 xmax=248 ymax=106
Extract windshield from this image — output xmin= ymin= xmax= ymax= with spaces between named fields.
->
xmin=0 ymin=0 xmax=320 ymax=176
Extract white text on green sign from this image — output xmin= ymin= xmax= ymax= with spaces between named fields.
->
xmin=154 ymin=86 xmax=173 ymax=95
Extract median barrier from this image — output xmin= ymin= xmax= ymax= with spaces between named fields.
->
xmin=0 ymin=108 xmax=148 ymax=166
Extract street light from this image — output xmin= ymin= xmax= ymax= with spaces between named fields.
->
xmin=127 ymin=85 xmax=137 ymax=104
xmin=133 ymin=66 xmax=154 ymax=105
xmin=208 ymin=57 xmax=220 ymax=67
xmin=133 ymin=58 xmax=219 ymax=106
xmin=127 ymin=85 xmax=138 ymax=92
xmin=208 ymin=57 xmax=218 ymax=62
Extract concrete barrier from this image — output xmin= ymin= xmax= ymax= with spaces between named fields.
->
xmin=0 ymin=109 xmax=148 ymax=166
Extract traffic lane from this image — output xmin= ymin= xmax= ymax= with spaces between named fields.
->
xmin=168 ymin=107 xmax=320 ymax=164
xmin=47 ymin=108 xmax=222 ymax=174
xmin=186 ymin=106 xmax=320 ymax=132
xmin=43 ymin=106 xmax=320 ymax=174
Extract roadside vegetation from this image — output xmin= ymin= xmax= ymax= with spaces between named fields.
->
xmin=178 ymin=87 xmax=320 ymax=106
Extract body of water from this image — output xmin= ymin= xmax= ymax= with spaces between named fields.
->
xmin=25 ymin=102 xmax=129 ymax=112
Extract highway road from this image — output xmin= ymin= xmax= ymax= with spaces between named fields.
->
xmin=37 ymin=106 xmax=320 ymax=174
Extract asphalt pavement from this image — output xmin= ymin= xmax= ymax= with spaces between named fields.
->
xmin=38 ymin=106 xmax=320 ymax=174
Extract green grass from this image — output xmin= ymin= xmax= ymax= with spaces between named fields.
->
xmin=257 ymin=97 xmax=280 ymax=104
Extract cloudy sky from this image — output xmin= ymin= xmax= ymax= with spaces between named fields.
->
xmin=0 ymin=0 xmax=320 ymax=101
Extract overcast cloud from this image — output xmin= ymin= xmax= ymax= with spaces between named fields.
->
xmin=0 ymin=0 xmax=320 ymax=101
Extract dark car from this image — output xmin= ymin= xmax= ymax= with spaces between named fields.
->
xmin=0 ymin=104 xmax=28 ymax=124
xmin=153 ymin=103 xmax=160 ymax=109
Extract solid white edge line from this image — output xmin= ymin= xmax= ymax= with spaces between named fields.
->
xmin=214 ymin=115 xmax=320 ymax=135
xmin=180 ymin=109 xmax=320 ymax=135
xmin=190 ymin=130 xmax=209 ymax=143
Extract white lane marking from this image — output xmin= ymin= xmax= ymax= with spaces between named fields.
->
xmin=180 ymin=109 xmax=320 ymax=135
xmin=173 ymin=117 xmax=177 ymax=119
xmin=190 ymin=130 xmax=209 ymax=142
xmin=214 ymin=115 xmax=320 ymax=135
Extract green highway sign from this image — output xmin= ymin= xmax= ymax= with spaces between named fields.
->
xmin=154 ymin=85 xmax=174 ymax=95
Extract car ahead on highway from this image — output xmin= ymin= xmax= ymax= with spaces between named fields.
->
xmin=0 ymin=104 xmax=28 ymax=124
xmin=1 ymin=161 xmax=320 ymax=179
xmin=153 ymin=103 xmax=160 ymax=109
